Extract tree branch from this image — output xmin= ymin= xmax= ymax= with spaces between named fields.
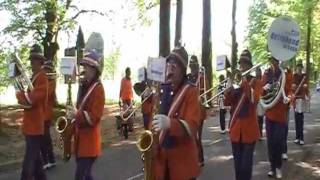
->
xmin=70 ymin=9 xmax=106 ymax=20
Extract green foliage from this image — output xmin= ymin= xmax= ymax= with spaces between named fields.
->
xmin=246 ymin=0 xmax=320 ymax=71
xmin=134 ymin=0 xmax=160 ymax=26
xmin=102 ymin=47 xmax=121 ymax=80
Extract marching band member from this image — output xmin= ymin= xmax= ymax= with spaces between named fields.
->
xmin=292 ymin=61 xmax=309 ymax=145
xmin=16 ymin=44 xmax=48 ymax=180
xmin=187 ymin=55 xmax=206 ymax=167
xmin=255 ymin=67 xmax=265 ymax=140
xmin=153 ymin=47 xmax=201 ymax=180
xmin=224 ymin=50 xmax=260 ymax=180
xmin=262 ymin=56 xmax=292 ymax=179
xmin=73 ymin=51 xmax=105 ymax=180
xmin=218 ymin=74 xmax=227 ymax=134
xmin=41 ymin=60 xmax=56 ymax=170
xmin=119 ymin=67 xmax=134 ymax=132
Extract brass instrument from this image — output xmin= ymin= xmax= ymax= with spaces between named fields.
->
xmin=55 ymin=105 xmax=76 ymax=161
xmin=121 ymin=86 xmax=153 ymax=121
xmin=200 ymin=62 xmax=262 ymax=106
xmin=8 ymin=53 xmax=34 ymax=91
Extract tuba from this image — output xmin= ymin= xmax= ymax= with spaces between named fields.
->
xmin=55 ymin=105 xmax=76 ymax=161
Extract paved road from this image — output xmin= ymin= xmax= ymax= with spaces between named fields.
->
xmin=0 ymin=92 xmax=319 ymax=180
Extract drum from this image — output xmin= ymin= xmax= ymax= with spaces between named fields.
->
xmin=257 ymin=101 xmax=265 ymax=116
xmin=295 ymin=98 xmax=305 ymax=113
xmin=218 ymin=95 xmax=225 ymax=109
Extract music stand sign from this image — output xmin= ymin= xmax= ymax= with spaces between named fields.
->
xmin=216 ymin=55 xmax=230 ymax=71
xmin=147 ymin=57 xmax=166 ymax=83
xmin=138 ymin=67 xmax=146 ymax=82
xmin=268 ymin=16 xmax=300 ymax=61
xmin=60 ymin=56 xmax=77 ymax=83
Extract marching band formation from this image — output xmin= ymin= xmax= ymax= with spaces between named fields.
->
xmin=10 ymin=17 xmax=314 ymax=180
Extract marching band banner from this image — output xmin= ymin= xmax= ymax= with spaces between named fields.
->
xmin=268 ymin=16 xmax=300 ymax=61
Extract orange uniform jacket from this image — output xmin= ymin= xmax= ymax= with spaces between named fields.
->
xmin=262 ymin=68 xmax=292 ymax=123
xmin=224 ymin=77 xmax=260 ymax=143
xmin=156 ymin=84 xmax=201 ymax=180
xmin=44 ymin=80 xmax=56 ymax=122
xmin=16 ymin=70 xmax=48 ymax=135
xmin=120 ymin=77 xmax=133 ymax=101
xmin=75 ymin=82 xmax=105 ymax=157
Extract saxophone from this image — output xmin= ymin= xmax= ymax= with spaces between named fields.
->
xmin=136 ymin=83 xmax=173 ymax=180
xmin=55 ymin=105 xmax=76 ymax=161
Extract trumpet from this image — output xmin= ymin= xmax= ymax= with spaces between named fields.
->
xmin=121 ymin=87 xmax=153 ymax=121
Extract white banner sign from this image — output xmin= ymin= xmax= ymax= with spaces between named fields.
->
xmin=60 ymin=57 xmax=76 ymax=75
xmin=8 ymin=63 xmax=16 ymax=78
xmin=268 ymin=16 xmax=300 ymax=61
xmin=216 ymin=55 xmax=228 ymax=71
xmin=138 ymin=67 xmax=146 ymax=82
xmin=147 ymin=57 xmax=166 ymax=83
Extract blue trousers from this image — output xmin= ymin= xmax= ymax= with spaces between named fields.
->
xmin=41 ymin=121 xmax=55 ymax=164
xmin=231 ymin=142 xmax=255 ymax=180
xmin=258 ymin=116 xmax=264 ymax=137
xmin=282 ymin=109 xmax=290 ymax=154
xmin=266 ymin=119 xmax=286 ymax=171
xmin=20 ymin=135 xmax=47 ymax=180
xmin=75 ymin=157 xmax=96 ymax=180
xmin=219 ymin=109 xmax=227 ymax=131
xmin=294 ymin=112 xmax=304 ymax=141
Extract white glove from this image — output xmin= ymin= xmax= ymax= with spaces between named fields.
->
xmin=283 ymin=95 xmax=291 ymax=104
xmin=152 ymin=114 xmax=170 ymax=132
xmin=263 ymin=83 xmax=271 ymax=91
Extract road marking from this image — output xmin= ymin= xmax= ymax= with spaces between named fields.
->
xmin=126 ymin=173 xmax=143 ymax=180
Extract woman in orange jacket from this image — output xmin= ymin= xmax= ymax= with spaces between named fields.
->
xmin=73 ymin=51 xmax=105 ymax=180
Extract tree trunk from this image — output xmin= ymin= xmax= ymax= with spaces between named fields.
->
xmin=174 ymin=0 xmax=183 ymax=47
xmin=231 ymin=0 xmax=238 ymax=72
xmin=159 ymin=0 xmax=171 ymax=57
xmin=43 ymin=2 xmax=59 ymax=62
xmin=202 ymin=0 xmax=213 ymax=103
xmin=306 ymin=6 xmax=312 ymax=86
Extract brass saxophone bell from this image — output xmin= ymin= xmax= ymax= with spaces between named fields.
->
xmin=136 ymin=130 xmax=153 ymax=152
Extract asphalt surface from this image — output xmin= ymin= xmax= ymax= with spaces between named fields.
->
xmin=0 ymin=92 xmax=319 ymax=180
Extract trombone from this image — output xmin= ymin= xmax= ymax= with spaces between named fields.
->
xmin=120 ymin=87 xmax=153 ymax=121
xmin=201 ymin=61 xmax=265 ymax=106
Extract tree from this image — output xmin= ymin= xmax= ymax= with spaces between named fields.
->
xmin=103 ymin=48 xmax=121 ymax=80
xmin=202 ymin=0 xmax=213 ymax=102
xmin=231 ymin=0 xmax=238 ymax=72
xmin=0 ymin=0 xmax=106 ymax=63
xmin=174 ymin=0 xmax=183 ymax=47
xmin=159 ymin=0 xmax=171 ymax=57
xmin=246 ymin=0 xmax=320 ymax=83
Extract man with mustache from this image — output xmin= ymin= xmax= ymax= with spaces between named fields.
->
xmin=153 ymin=47 xmax=201 ymax=180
